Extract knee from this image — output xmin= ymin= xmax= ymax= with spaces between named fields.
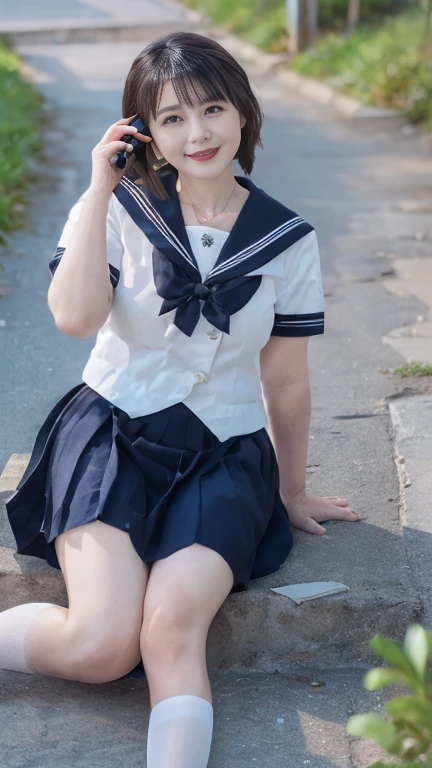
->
xmin=140 ymin=604 xmax=203 ymax=671
xmin=65 ymin=621 xmax=142 ymax=683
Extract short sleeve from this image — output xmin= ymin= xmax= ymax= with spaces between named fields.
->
xmin=271 ymin=229 xmax=325 ymax=337
xmin=48 ymin=190 xmax=124 ymax=289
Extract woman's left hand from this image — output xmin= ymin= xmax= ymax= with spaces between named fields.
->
xmin=281 ymin=493 xmax=360 ymax=535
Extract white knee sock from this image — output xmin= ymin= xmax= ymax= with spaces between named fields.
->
xmin=147 ymin=694 xmax=214 ymax=768
xmin=0 ymin=602 xmax=57 ymax=674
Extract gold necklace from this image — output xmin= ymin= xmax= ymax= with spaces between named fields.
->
xmin=180 ymin=181 xmax=237 ymax=226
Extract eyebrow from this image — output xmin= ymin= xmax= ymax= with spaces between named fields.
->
xmin=157 ymin=98 xmax=219 ymax=118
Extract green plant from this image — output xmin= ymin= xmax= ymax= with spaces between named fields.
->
xmin=392 ymin=362 xmax=432 ymax=377
xmin=180 ymin=0 xmax=288 ymax=52
xmin=318 ymin=0 xmax=409 ymax=30
xmin=0 ymin=39 xmax=44 ymax=240
xmin=292 ymin=9 xmax=432 ymax=132
xmin=347 ymin=624 xmax=432 ymax=766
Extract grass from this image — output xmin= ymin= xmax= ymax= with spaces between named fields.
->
xmin=391 ymin=361 xmax=432 ymax=377
xmin=371 ymin=762 xmax=432 ymax=767
xmin=0 ymin=36 xmax=44 ymax=243
xmin=181 ymin=0 xmax=288 ymax=53
xmin=371 ymin=763 xmax=432 ymax=767
xmin=292 ymin=9 xmax=432 ymax=130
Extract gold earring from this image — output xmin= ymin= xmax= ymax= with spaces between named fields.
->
xmin=152 ymin=156 xmax=169 ymax=171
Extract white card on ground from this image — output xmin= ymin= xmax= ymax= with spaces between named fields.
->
xmin=270 ymin=581 xmax=350 ymax=605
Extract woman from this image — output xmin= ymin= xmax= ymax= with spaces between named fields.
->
xmin=2 ymin=31 xmax=358 ymax=768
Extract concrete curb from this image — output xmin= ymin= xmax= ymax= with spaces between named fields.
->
xmin=0 ymin=454 xmax=422 ymax=671
xmin=388 ymin=396 xmax=432 ymax=629
xmin=0 ymin=14 xmax=202 ymax=45
xmin=381 ymin=255 xmax=432 ymax=366
xmin=277 ymin=69 xmax=405 ymax=121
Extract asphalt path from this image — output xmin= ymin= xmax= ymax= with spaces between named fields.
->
xmin=1 ymin=31 xmax=429 ymax=513
xmin=0 ymin=0 xmax=187 ymax=24
xmin=0 ymin=0 xmax=107 ymax=21
xmin=1 ymin=6 xmax=432 ymax=767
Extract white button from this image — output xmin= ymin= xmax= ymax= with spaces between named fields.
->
xmin=207 ymin=330 xmax=219 ymax=340
xmin=194 ymin=371 xmax=208 ymax=384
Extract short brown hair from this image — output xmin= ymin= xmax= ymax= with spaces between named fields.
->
xmin=122 ymin=31 xmax=264 ymax=199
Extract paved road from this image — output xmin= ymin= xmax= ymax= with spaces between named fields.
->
xmin=0 ymin=0 xmax=187 ymax=23
xmin=0 ymin=3 xmax=431 ymax=766
xmin=1 ymin=33 xmax=429 ymax=504
xmin=0 ymin=0 xmax=107 ymax=21
xmin=0 ymin=665 xmax=397 ymax=767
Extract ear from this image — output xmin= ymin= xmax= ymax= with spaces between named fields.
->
xmin=240 ymin=115 xmax=246 ymax=130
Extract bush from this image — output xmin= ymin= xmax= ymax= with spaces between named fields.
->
xmin=293 ymin=9 xmax=432 ymax=131
xmin=318 ymin=0 xmax=411 ymax=30
xmin=182 ymin=0 xmax=289 ymax=52
xmin=181 ymin=0 xmax=412 ymax=51
xmin=0 ymin=36 xmax=44 ymax=241
xmin=347 ymin=624 xmax=432 ymax=766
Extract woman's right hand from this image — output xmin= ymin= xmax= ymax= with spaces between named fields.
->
xmin=89 ymin=115 xmax=153 ymax=194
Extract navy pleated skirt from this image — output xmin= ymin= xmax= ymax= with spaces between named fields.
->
xmin=6 ymin=383 xmax=294 ymax=595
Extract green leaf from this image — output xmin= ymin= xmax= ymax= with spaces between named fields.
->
xmin=364 ymin=666 xmax=412 ymax=690
xmin=346 ymin=713 xmax=398 ymax=750
xmin=369 ymin=763 xmax=430 ymax=768
xmin=385 ymin=696 xmax=432 ymax=731
xmin=404 ymin=625 xmax=432 ymax=679
xmin=370 ymin=635 xmax=418 ymax=684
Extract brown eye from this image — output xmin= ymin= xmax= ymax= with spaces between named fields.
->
xmin=162 ymin=106 xmax=222 ymax=125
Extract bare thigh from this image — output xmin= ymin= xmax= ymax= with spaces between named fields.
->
xmin=55 ymin=518 xmax=149 ymax=618
xmin=29 ymin=520 xmax=150 ymax=681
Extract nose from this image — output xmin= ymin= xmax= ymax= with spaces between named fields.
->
xmin=187 ymin=117 xmax=211 ymax=145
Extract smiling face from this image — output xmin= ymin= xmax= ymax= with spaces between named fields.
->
xmin=147 ymin=79 xmax=246 ymax=179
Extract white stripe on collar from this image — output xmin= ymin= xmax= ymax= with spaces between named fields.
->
xmin=208 ymin=217 xmax=305 ymax=279
xmin=120 ymin=177 xmax=195 ymax=268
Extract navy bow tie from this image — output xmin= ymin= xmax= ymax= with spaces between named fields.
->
xmin=113 ymin=169 xmax=314 ymax=338
xmin=152 ymin=247 xmax=262 ymax=337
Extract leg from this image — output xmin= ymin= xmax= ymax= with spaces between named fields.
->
xmin=0 ymin=520 xmax=150 ymax=683
xmin=140 ymin=543 xmax=234 ymax=768
xmin=141 ymin=543 xmax=234 ymax=706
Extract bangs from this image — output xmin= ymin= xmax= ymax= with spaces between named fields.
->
xmin=137 ymin=60 xmax=233 ymax=124
xmin=122 ymin=32 xmax=264 ymax=199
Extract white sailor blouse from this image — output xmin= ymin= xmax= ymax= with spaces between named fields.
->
xmin=49 ymin=169 xmax=325 ymax=441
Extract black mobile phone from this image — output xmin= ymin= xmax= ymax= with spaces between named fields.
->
xmin=113 ymin=116 xmax=152 ymax=169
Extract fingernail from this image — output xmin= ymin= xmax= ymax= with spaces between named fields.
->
xmin=127 ymin=144 xmax=134 ymax=152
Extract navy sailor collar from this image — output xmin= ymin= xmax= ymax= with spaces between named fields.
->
xmin=113 ymin=169 xmax=314 ymax=336
xmin=113 ymin=168 xmax=313 ymax=283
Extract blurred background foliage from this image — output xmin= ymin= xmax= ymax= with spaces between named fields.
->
xmin=318 ymin=0 xmax=410 ymax=28
xmin=182 ymin=0 xmax=288 ymax=52
xmin=182 ymin=0 xmax=412 ymax=52
xmin=181 ymin=0 xmax=432 ymax=130
xmin=0 ymin=36 xmax=43 ymax=240
xmin=293 ymin=7 xmax=432 ymax=130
